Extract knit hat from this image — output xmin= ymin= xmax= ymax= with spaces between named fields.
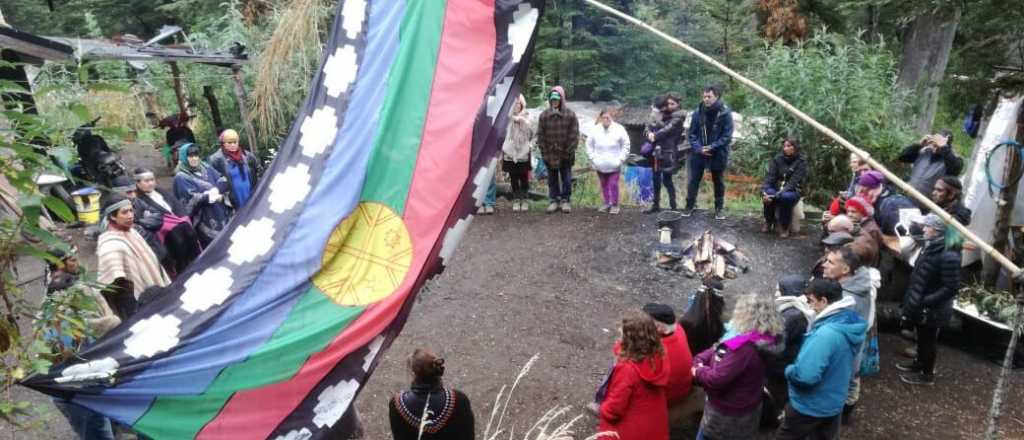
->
xmin=938 ymin=175 xmax=963 ymax=192
xmin=857 ymin=170 xmax=884 ymax=189
xmin=821 ymin=231 xmax=855 ymax=247
xmin=642 ymin=303 xmax=676 ymax=325
xmin=845 ymin=196 xmax=875 ymax=218
xmin=777 ymin=275 xmax=807 ymax=297
xmin=914 ymin=213 xmax=947 ymax=232
xmin=548 ymin=91 xmax=561 ymax=101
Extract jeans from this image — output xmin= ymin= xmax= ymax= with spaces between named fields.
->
xmin=546 ymin=163 xmax=572 ymax=202
xmin=763 ymin=188 xmax=800 ymax=228
xmin=916 ymin=323 xmax=941 ymax=375
xmin=775 ymin=405 xmax=841 ymax=440
xmin=484 ymin=177 xmax=497 ymax=207
xmin=652 ymin=170 xmax=677 ymax=209
xmin=597 ymin=171 xmax=620 ymax=206
xmin=686 ymin=158 xmax=725 ymax=210
xmin=52 ymin=398 xmax=115 ymax=440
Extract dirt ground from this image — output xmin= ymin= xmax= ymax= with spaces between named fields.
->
xmin=353 ymin=204 xmax=1024 ymax=440
xmin=5 ymin=141 xmax=1024 ymax=439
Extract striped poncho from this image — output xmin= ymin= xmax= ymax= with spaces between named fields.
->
xmin=97 ymin=227 xmax=171 ymax=297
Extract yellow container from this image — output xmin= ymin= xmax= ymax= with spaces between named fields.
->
xmin=71 ymin=188 xmax=101 ymax=224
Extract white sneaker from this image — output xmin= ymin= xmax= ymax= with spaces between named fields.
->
xmin=485 ymin=205 xmax=495 ymax=215
xmin=598 ymin=204 xmax=610 ymax=213
xmin=520 ymin=200 xmax=529 ymax=211
xmin=511 ymin=201 xmax=520 ymax=212
xmin=609 ymin=205 xmax=620 ymax=214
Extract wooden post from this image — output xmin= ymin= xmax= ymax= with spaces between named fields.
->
xmin=983 ymin=108 xmax=1024 ymax=286
xmin=203 ymin=85 xmax=224 ymax=132
xmin=168 ymin=62 xmax=188 ymax=115
xmin=231 ymin=65 xmax=259 ymax=158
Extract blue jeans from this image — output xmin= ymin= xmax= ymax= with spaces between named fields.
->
xmin=763 ymin=188 xmax=800 ymax=228
xmin=686 ymin=158 xmax=725 ymax=211
xmin=484 ymin=177 xmax=497 ymax=207
xmin=546 ymin=163 xmax=572 ymax=202
xmin=53 ymin=398 xmax=114 ymax=440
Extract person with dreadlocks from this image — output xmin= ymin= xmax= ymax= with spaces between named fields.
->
xmin=174 ymin=143 xmax=231 ymax=246
xmin=96 ymin=194 xmax=170 ymax=320
xmin=929 ymin=176 xmax=971 ymax=226
xmin=207 ymin=129 xmax=261 ymax=210
xmin=132 ymin=167 xmax=202 ymax=276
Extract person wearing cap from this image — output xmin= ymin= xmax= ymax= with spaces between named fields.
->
xmin=207 ymin=128 xmax=261 ymax=210
xmin=685 ymin=85 xmax=734 ymax=220
xmin=96 ymin=193 xmax=170 ymax=319
xmin=767 ymin=275 xmax=816 ymax=424
xmin=132 ymin=167 xmax=202 ymax=276
xmin=811 ymin=231 xmax=856 ymax=279
xmin=930 ymin=176 xmax=971 ymax=226
xmin=777 ymin=279 xmax=865 ymax=440
xmin=897 ymin=213 xmax=962 ymax=386
xmin=898 ymin=130 xmax=964 ymax=203
xmin=642 ymin=94 xmax=685 ymax=214
xmin=826 ymin=215 xmax=879 ymax=269
xmin=174 ymin=143 xmax=231 ymax=246
xmin=536 ymin=86 xmax=579 ymax=213
xmin=761 ymin=137 xmax=807 ymax=237
xmin=844 ymin=196 xmax=883 ymax=250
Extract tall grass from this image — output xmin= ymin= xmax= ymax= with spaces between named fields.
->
xmin=482 ymin=354 xmax=614 ymax=440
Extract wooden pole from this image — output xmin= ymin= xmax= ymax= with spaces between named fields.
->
xmin=168 ymin=61 xmax=188 ymax=115
xmin=202 ymin=85 xmax=224 ymax=132
xmin=582 ymin=0 xmax=1023 ymax=279
xmin=231 ymin=65 xmax=259 ymax=158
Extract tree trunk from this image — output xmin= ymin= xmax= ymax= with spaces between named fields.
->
xmin=203 ymin=85 xmax=224 ymax=132
xmin=168 ymin=62 xmax=189 ymax=116
xmin=896 ymin=6 xmax=961 ymax=133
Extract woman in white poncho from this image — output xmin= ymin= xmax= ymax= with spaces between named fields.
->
xmin=586 ymin=109 xmax=630 ymax=214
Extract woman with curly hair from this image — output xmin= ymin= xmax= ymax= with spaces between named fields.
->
xmin=598 ymin=311 xmax=670 ymax=440
xmin=693 ymin=294 xmax=784 ymax=440
xmin=388 ymin=348 xmax=475 ymax=439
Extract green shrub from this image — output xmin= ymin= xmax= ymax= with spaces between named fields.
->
xmin=733 ymin=32 xmax=914 ymax=205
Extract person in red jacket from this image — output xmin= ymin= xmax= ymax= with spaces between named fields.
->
xmin=642 ymin=303 xmax=694 ymax=404
xmin=598 ymin=311 xmax=670 ymax=440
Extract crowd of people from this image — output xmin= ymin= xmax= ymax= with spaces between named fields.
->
xmin=40 ymin=128 xmax=263 ymax=440
xmin=42 ymin=82 xmax=973 ymax=440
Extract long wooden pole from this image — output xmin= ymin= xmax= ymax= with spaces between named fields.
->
xmin=581 ymin=0 xmax=1021 ymax=279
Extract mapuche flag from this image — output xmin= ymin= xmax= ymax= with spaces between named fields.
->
xmin=22 ymin=0 xmax=542 ymax=438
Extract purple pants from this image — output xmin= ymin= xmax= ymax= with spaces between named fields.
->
xmin=598 ymin=171 xmax=620 ymax=206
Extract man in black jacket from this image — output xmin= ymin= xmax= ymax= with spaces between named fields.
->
xmin=930 ymin=176 xmax=971 ymax=226
xmin=899 ymin=130 xmax=963 ymax=203
xmin=762 ymin=138 xmax=808 ymax=237
xmin=685 ymin=85 xmax=734 ymax=220
xmin=897 ymin=213 xmax=962 ymax=386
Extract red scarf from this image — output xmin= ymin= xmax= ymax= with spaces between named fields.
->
xmin=223 ymin=146 xmax=244 ymax=163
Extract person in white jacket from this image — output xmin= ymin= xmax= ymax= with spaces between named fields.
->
xmin=501 ymin=94 xmax=535 ymax=212
xmin=586 ymin=109 xmax=630 ymax=214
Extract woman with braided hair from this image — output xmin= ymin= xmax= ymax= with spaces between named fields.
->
xmin=388 ymin=348 xmax=475 ymax=439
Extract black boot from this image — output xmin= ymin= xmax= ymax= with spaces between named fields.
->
xmin=841 ymin=404 xmax=856 ymax=425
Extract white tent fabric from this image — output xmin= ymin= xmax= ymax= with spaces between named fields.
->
xmin=962 ymin=94 xmax=1024 ymax=266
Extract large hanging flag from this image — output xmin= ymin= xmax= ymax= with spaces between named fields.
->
xmin=22 ymin=0 xmax=543 ymax=438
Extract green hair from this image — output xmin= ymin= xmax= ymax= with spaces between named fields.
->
xmin=945 ymin=227 xmax=964 ymax=251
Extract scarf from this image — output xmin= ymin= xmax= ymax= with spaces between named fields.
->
xmin=722 ymin=330 xmax=776 ymax=351
xmin=223 ymin=146 xmax=244 ymax=163
xmin=176 ymin=143 xmax=206 ymax=179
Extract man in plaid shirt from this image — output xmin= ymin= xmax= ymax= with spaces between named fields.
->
xmin=537 ymin=85 xmax=579 ymax=213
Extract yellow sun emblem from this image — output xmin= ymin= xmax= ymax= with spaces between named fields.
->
xmin=313 ymin=202 xmax=413 ymax=306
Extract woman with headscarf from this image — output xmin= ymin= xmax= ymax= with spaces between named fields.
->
xmin=501 ymin=94 xmax=535 ymax=212
xmin=207 ymin=129 xmax=261 ymax=210
xmin=693 ymin=293 xmax=784 ymax=440
xmin=388 ymin=348 xmax=475 ymax=439
xmin=174 ymin=143 xmax=231 ymax=246
xmin=132 ymin=167 xmax=202 ymax=277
